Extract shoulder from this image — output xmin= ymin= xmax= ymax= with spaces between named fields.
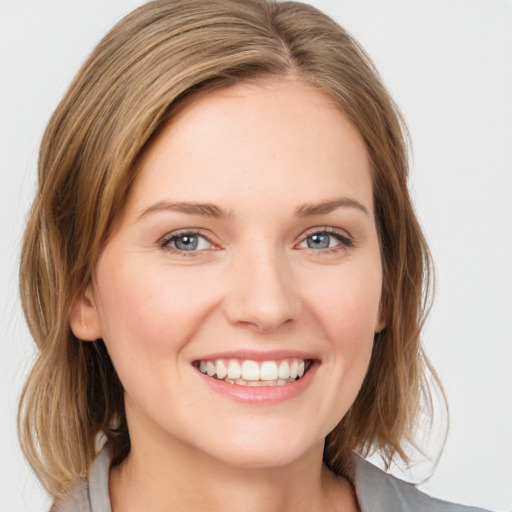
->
xmin=352 ymin=457 xmax=492 ymax=512
xmin=51 ymin=449 xmax=112 ymax=512
xmin=50 ymin=481 xmax=90 ymax=512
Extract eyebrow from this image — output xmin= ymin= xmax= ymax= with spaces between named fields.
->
xmin=138 ymin=196 xmax=370 ymax=221
xmin=138 ymin=201 xmax=228 ymax=219
xmin=294 ymin=197 xmax=370 ymax=217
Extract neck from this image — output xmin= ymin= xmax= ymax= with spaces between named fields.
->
xmin=109 ymin=425 xmax=357 ymax=512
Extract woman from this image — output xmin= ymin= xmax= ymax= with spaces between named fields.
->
xmin=18 ymin=1 xmax=492 ymax=511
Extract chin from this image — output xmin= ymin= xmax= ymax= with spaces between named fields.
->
xmin=192 ymin=424 xmax=322 ymax=470
xmin=214 ymin=445 xmax=311 ymax=470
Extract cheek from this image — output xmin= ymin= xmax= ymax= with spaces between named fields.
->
xmin=306 ymin=261 xmax=382 ymax=339
xmin=303 ymin=262 xmax=381 ymax=405
xmin=93 ymin=257 xmax=219 ymax=379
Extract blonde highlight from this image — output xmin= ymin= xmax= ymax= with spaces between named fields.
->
xmin=19 ymin=0 xmax=445 ymax=500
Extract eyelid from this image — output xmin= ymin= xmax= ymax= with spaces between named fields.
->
xmin=158 ymin=228 xmax=217 ymax=253
xmin=298 ymin=226 xmax=353 ymax=241
xmin=295 ymin=226 xmax=354 ymax=251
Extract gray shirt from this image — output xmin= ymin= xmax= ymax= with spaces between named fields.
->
xmin=53 ymin=449 xmax=491 ymax=512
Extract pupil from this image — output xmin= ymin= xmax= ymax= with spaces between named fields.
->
xmin=176 ymin=235 xmax=198 ymax=251
xmin=308 ymin=234 xmax=329 ymax=249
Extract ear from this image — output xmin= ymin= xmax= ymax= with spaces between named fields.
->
xmin=375 ymin=301 xmax=387 ymax=334
xmin=69 ymin=285 xmax=102 ymax=341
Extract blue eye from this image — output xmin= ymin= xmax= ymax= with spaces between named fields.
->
xmin=298 ymin=229 xmax=352 ymax=251
xmin=161 ymin=232 xmax=211 ymax=252
xmin=306 ymin=233 xmax=332 ymax=249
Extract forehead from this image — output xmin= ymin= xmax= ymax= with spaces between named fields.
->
xmin=127 ymin=77 xmax=372 ymax=216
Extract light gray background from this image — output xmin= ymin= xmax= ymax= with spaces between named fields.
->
xmin=1 ymin=1 xmax=511 ymax=511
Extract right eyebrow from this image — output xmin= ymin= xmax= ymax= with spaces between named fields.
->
xmin=138 ymin=201 xmax=229 ymax=220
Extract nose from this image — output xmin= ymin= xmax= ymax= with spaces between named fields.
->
xmin=222 ymin=249 xmax=301 ymax=333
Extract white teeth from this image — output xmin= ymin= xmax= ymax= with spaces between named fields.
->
xmin=206 ymin=361 xmax=216 ymax=377
xmin=197 ymin=358 xmax=311 ymax=386
xmin=240 ymin=379 xmax=282 ymax=387
xmin=289 ymin=360 xmax=298 ymax=379
xmin=278 ymin=361 xmax=290 ymax=379
xmin=227 ymin=360 xmax=242 ymax=379
xmin=216 ymin=360 xmax=227 ymax=379
xmin=241 ymin=360 xmax=260 ymax=381
xmin=260 ymin=361 xmax=278 ymax=381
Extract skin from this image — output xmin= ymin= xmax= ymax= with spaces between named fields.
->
xmin=71 ymin=77 xmax=384 ymax=512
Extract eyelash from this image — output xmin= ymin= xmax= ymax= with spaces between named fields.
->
xmin=158 ymin=227 xmax=353 ymax=256
xmin=159 ymin=230 xmax=214 ymax=255
xmin=297 ymin=227 xmax=353 ymax=254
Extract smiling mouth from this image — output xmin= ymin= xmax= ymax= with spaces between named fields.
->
xmin=194 ymin=358 xmax=313 ymax=387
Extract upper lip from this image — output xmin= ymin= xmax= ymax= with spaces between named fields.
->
xmin=192 ymin=349 xmax=320 ymax=363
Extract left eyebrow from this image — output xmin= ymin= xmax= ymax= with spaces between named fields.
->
xmin=138 ymin=201 xmax=229 ymax=220
xmin=294 ymin=197 xmax=370 ymax=217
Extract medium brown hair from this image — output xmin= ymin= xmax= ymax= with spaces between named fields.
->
xmin=19 ymin=0 xmax=442 ymax=500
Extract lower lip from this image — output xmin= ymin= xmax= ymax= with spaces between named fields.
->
xmin=195 ymin=362 xmax=319 ymax=404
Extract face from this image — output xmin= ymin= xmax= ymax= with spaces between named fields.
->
xmin=73 ymin=78 xmax=384 ymax=469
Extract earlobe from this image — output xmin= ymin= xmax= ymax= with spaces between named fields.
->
xmin=69 ymin=285 xmax=102 ymax=341
xmin=375 ymin=317 xmax=386 ymax=334
xmin=375 ymin=301 xmax=387 ymax=334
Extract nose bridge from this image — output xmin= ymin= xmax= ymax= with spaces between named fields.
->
xmin=223 ymin=241 xmax=300 ymax=332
